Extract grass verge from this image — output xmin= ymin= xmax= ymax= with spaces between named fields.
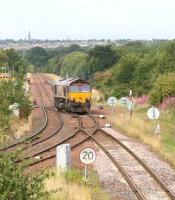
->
xmin=45 ymin=168 xmax=111 ymax=200
xmin=113 ymin=105 xmax=175 ymax=167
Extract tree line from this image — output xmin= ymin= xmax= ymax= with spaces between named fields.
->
xmin=23 ymin=40 xmax=175 ymax=105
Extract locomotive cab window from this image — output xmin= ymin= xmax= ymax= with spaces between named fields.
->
xmin=80 ymin=84 xmax=91 ymax=92
xmin=69 ymin=85 xmax=79 ymax=92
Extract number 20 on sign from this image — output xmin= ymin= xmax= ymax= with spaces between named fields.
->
xmin=80 ymin=147 xmax=96 ymax=182
xmin=80 ymin=147 xmax=96 ymax=164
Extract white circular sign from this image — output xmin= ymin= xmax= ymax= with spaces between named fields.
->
xmin=80 ymin=147 xmax=96 ymax=165
xmin=147 ymin=107 xmax=160 ymax=120
xmin=119 ymin=97 xmax=129 ymax=107
xmin=107 ymin=96 xmax=117 ymax=106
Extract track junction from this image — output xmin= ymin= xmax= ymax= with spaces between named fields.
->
xmin=1 ymin=73 xmax=175 ymax=200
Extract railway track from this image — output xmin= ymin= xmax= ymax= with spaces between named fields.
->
xmin=1 ymin=73 xmax=174 ymax=199
xmin=20 ymin=112 xmax=95 ymax=161
xmin=14 ymin=74 xmax=84 ymax=161
xmin=28 ymin=107 xmax=175 ymax=200
xmin=23 ymin=74 xmax=63 ymax=148
xmin=0 ymin=74 xmax=65 ymax=153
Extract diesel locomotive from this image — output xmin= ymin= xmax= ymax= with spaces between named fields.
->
xmin=52 ymin=78 xmax=92 ymax=113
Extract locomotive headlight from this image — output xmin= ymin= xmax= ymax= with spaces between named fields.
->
xmin=70 ymin=98 xmax=75 ymax=101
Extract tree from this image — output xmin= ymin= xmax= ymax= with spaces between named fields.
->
xmin=0 ymin=50 xmax=7 ymax=66
xmin=113 ymin=53 xmax=139 ymax=84
xmin=0 ymin=151 xmax=48 ymax=200
xmin=149 ymin=73 xmax=175 ymax=105
xmin=89 ymin=45 xmax=118 ymax=72
xmin=60 ymin=51 xmax=90 ymax=79
xmin=25 ymin=47 xmax=48 ymax=68
xmin=6 ymin=49 xmax=24 ymax=71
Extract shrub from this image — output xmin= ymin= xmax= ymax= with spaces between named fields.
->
xmin=160 ymin=96 xmax=175 ymax=110
xmin=149 ymin=73 xmax=175 ymax=105
xmin=0 ymin=151 xmax=48 ymax=200
xmin=136 ymin=95 xmax=149 ymax=106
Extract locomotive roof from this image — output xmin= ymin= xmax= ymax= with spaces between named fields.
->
xmin=53 ymin=78 xmax=88 ymax=86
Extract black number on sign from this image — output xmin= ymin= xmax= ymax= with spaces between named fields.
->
xmin=152 ymin=110 xmax=156 ymax=119
xmin=83 ymin=151 xmax=94 ymax=160
xmin=88 ymin=152 xmax=94 ymax=160
xmin=83 ymin=151 xmax=88 ymax=160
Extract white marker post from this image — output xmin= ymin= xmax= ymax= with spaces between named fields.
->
xmin=147 ymin=107 xmax=160 ymax=135
xmin=80 ymin=147 xmax=96 ymax=183
xmin=128 ymin=98 xmax=134 ymax=118
xmin=119 ymin=97 xmax=129 ymax=126
xmin=129 ymin=90 xmax=132 ymax=96
xmin=107 ymin=97 xmax=117 ymax=127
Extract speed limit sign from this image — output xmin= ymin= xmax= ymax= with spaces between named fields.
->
xmin=80 ymin=147 xmax=96 ymax=165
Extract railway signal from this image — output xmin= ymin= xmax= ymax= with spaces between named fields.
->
xmin=80 ymin=147 xmax=96 ymax=182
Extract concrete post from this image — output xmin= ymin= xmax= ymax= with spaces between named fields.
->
xmin=56 ymin=144 xmax=71 ymax=170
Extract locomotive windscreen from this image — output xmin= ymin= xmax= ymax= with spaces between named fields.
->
xmin=80 ymin=84 xmax=91 ymax=92
xmin=69 ymin=85 xmax=79 ymax=92
xmin=69 ymin=84 xmax=91 ymax=93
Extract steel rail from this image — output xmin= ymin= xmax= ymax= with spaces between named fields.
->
xmin=85 ymin=113 xmax=175 ymax=199
xmin=17 ymin=113 xmax=82 ymax=161
xmin=98 ymin=128 xmax=175 ymax=200
xmin=24 ymin=94 xmax=175 ymax=199
xmin=22 ymin=74 xmax=64 ymax=149
xmin=28 ymin=135 xmax=91 ymax=166
xmin=24 ymin=113 xmax=97 ymax=159
xmin=14 ymin=79 xmax=174 ymax=200
xmin=84 ymin=130 xmax=146 ymax=200
xmin=28 ymin=113 xmax=146 ymax=200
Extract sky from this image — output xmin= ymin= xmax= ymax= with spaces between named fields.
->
xmin=0 ymin=0 xmax=175 ymax=40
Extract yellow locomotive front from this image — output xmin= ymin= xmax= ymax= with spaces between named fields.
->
xmin=68 ymin=82 xmax=91 ymax=112
xmin=53 ymin=78 xmax=92 ymax=113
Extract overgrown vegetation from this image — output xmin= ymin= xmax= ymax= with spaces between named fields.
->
xmin=0 ymin=151 xmax=48 ymax=200
xmin=0 ymin=49 xmax=32 ymax=142
xmin=112 ymin=104 xmax=175 ymax=167
xmin=45 ymin=168 xmax=110 ymax=200
xmin=0 ymin=78 xmax=32 ymax=141
xmin=149 ymin=73 xmax=175 ymax=105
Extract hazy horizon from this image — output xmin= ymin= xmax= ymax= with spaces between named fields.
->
xmin=0 ymin=37 xmax=174 ymax=41
xmin=0 ymin=0 xmax=175 ymax=40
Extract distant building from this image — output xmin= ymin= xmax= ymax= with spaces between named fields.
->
xmin=28 ymin=30 xmax=31 ymax=41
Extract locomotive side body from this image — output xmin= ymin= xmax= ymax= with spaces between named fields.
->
xmin=53 ymin=78 xmax=91 ymax=113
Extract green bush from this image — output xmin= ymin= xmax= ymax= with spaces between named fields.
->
xmin=0 ymin=151 xmax=48 ymax=200
xmin=149 ymin=73 xmax=175 ymax=105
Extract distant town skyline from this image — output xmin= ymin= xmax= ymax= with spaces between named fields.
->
xmin=0 ymin=0 xmax=175 ymax=40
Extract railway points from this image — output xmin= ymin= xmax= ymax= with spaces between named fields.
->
xmin=1 ymin=73 xmax=175 ymax=200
